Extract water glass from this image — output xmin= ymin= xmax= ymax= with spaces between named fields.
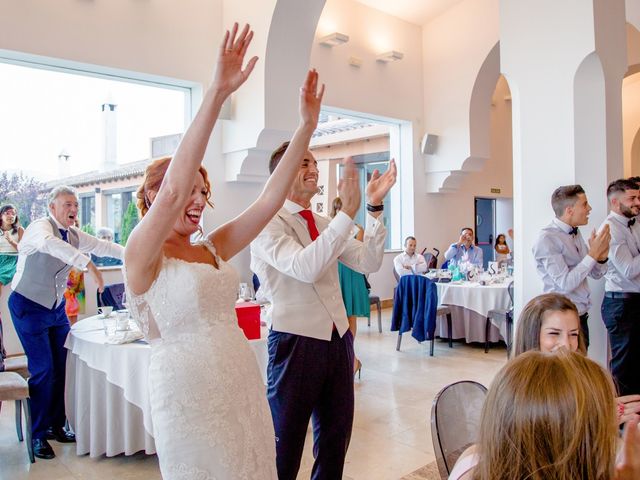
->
xmin=102 ymin=316 xmax=117 ymax=336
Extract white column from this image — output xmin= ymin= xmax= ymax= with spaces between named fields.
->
xmin=501 ymin=0 xmax=627 ymax=364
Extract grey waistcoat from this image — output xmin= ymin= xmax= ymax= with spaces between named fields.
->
xmin=13 ymin=217 xmax=80 ymax=309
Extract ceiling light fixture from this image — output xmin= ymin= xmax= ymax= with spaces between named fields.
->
xmin=319 ymin=32 xmax=349 ymax=47
xmin=376 ymin=51 xmax=404 ymax=63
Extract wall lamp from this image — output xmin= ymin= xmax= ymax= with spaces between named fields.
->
xmin=376 ymin=50 xmax=404 ymax=63
xmin=319 ymin=32 xmax=349 ymax=47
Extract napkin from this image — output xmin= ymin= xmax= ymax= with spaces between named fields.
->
xmin=105 ymin=330 xmax=145 ymax=345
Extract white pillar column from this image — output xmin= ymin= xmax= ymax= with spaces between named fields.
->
xmin=500 ymin=0 xmax=627 ymax=364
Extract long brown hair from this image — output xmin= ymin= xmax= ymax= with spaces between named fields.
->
xmin=136 ymin=157 xmax=214 ymax=218
xmin=473 ymin=350 xmax=617 ymax=480
xmin=513 ymin=293 xmax=586 ymax=356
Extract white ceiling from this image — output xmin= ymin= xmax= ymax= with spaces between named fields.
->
xmin=354 ymin=0 xmax=466 ymax=26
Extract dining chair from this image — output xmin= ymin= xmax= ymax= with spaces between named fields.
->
xmin=367 ymin=294 xmax=382 ymax=333
xmin=4 ymin=355 xmax=29 ymax=379
xmin=0 ymin=371 xmax=35 ymax=463
xmin=430 ymin=380 xmax=487 ymax=479
xmin=485 ymin=280 xmax=515 ymax=354
xmin=97 ymin=283 xmax=126 ymax=310
xmin=393 ymin=275 xmax=450 ymax=356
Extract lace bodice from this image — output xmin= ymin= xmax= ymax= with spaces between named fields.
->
xmin=124 ymin=240 xmax=277 ymax=479
xmin=125 ymin=241 xmax=239 ymax=342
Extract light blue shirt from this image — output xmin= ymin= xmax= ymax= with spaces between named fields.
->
xmin=444 ymin=243 xmax=483 ymax=267
xmin=532 ymin=217 xmax=607 ymax=315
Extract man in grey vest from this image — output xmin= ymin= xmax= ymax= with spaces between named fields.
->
xmin=9 ymin=186 xmax=123 ymax=459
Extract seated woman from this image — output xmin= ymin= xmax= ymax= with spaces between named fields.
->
xmin=513 ymin=293 xmax=640 ymax=424
xmin=449 ymin=350 xmax=640 ymax=480
xmin=90 ymin=227 xmax=123 ymax=267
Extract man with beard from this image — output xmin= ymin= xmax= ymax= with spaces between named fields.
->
xmin=601 ymin=179 xmax=640 ymax=396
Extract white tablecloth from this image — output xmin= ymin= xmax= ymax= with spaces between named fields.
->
xmin=65 ymin=316 xmax=269 ymax=457
xmin=435 ymin=281 xmax=512 ymax=343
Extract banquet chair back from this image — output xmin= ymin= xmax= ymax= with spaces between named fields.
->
xmin=430 ymin=380 xmax=487 ymax=479
xmin=0 ymin=371 xmax=34 ymax=463
xmin=98 ymin=283 xmax=126 ymax=310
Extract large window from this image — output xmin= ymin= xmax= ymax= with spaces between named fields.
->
xmin=311 ymin=109 xmax=407 ymax=250
xmin=105 ymin=190 xmax=134 ymax=243
xmin=0 ymin=56 xmax=191 ymax=229
xmin=80 ymin=195 xmax=95 ymax=229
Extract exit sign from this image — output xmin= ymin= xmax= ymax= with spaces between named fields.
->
xmin=490 ymin=188 xmax=501 ymax=194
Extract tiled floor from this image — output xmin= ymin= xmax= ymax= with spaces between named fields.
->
xmin=0 ymin=309 xmax=506 ymax=480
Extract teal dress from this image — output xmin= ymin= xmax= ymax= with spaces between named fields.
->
xmin=338 ymin=262 xmax=370 ymax=318
xmin=0 ymin=230 xmax=19 ymax=285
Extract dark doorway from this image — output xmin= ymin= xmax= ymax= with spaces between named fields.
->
xmin=475 ymin=198 xmax=495 ymax=268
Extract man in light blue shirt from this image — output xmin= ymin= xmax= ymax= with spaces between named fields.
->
xmin=444 ymin=227 xmax=483 ymax=267
xmin=532 ymin=184 xmax=610 ymax=348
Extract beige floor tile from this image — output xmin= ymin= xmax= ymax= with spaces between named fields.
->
xmin=1 ymin=309 xmax=505 ymax=480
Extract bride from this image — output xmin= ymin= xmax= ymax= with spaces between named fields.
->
xmin=124 ymin=23 xmax=324 ymax=479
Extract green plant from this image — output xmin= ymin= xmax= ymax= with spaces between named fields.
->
xmin=80 ymin=223 xmax=95 ymax=236
xmin=120 ymin=201 xmax=139 ymax=246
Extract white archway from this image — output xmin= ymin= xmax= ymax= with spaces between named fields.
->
xmin=223 ymin=0 xmax=326 ymax=182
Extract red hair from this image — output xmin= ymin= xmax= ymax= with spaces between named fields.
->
xmin=136 ymin=157 xmax=214 ymax=218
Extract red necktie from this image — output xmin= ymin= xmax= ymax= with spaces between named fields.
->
xmin=299 ymin=210 xmax=319 ymax=240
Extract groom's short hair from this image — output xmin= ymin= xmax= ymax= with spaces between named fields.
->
xmin=48 ymin=185 xmax=77 ymax=205
xmin=269 ymin=141 xmax=290 ymax=175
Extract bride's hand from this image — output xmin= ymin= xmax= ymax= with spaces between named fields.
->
xmin=211 ymin=23 xmax=259 ymax=98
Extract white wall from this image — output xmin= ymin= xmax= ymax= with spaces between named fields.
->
xmin=421 ymin=0 xmax=500 ymax=191
xmin=495 ymin=198 xmax=514 ymax=252
xmin=623 ymin=73 xmax=640 ymax=175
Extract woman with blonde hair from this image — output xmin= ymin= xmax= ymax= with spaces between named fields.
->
xmin=449 ymin=350 xmax=640 ymax=479
xmin=124 ymin=24 xmax=325 ymax=479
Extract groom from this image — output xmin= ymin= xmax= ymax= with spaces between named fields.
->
xmin=9 ymin=185 xmax=124 ymax=459
xmin=251 ymin=147 xmax=396 ymax=479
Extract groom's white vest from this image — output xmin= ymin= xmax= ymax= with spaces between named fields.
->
xmin=250 ymin=207 xmax=386 ymax=341
xmin=12 ymin=217 xmax=79 ymax=309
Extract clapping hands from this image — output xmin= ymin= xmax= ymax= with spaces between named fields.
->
xmin=588 ymin=224 xmax=610 ymax=262
xmin=366 ymin=159 xmax=397 ymax=206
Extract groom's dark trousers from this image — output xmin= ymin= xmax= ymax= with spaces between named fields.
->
xmin=9 ymin=291 xmax=70 ymax=440
xmin=267 ymin=328 xmax=355 ymax=480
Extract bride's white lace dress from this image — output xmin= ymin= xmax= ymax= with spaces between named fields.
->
xmin=125 ymin=241 xmax=277 ymax=479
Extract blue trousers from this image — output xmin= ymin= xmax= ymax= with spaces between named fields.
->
xmin=267 ymin=329 xmax=354 ymax=480
xmin=9 ymin=292 xmax=70 ymax=440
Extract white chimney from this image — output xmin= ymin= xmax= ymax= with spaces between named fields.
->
xmin=100 ymin=99 xmax=117 ymax=171
xmin=57 ymin=149 xmax=70 ymax=178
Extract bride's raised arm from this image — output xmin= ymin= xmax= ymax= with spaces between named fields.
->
xmin=125 ymin=23 xmax=258 ymax=294
xmin=208 ymin=68 xmax=324 ymax=261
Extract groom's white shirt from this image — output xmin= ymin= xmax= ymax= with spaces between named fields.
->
xmin=250 ymin=199 xmax=386 ymax=341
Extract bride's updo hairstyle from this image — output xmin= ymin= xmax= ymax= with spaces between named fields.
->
xmin=136 ymin=157 xmax=214 ymax=218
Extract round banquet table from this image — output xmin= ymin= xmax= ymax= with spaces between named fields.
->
xmin=435 ymin=281 xmax=512 ymax=343
xmin=64 ymin=315 xmax=269 ymax=457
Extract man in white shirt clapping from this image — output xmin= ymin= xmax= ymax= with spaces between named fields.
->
xmin=601 ymin=179 xmax=640 ymax=396
xmin=394 ymin=236 xmax=427 ymax=277
xmin=532 ymin=184 xmax=610 ymax=349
